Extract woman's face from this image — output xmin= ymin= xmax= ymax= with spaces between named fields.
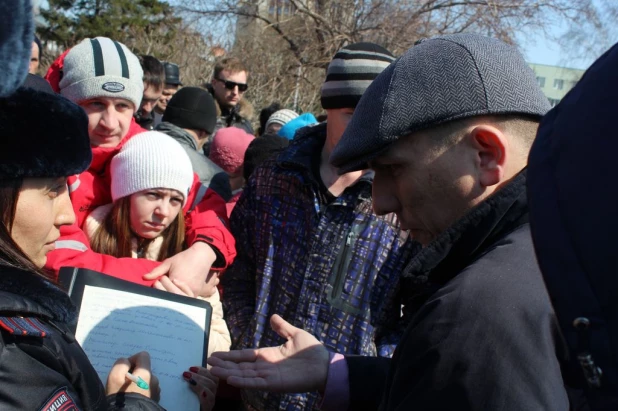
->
xmin=12 ymin=177 xmax=75 ymax=268
xmin=129 ymin=189 xmax=184 ymax=239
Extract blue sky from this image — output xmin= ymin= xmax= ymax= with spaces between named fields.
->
xmin=516 ymin=0 xmax=615 ymax=71
xmin=520 ymin=33 xmax=595 ymax=71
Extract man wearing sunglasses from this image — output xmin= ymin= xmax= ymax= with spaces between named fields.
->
xmin=207 ymin=57 xmax=254 ymax=142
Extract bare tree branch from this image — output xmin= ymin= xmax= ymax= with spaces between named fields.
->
xmin=175 ymin=0 xmax=604 ymax=116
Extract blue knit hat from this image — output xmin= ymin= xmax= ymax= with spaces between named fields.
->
xmin=330 ymin=33 xmax=551 ymax=173
xmin=278 ymin=113 xmax=318 ymax=140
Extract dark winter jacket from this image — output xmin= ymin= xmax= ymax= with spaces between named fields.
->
xmin=528 ymin=41 xmax=618 ymax=409
xmin=223 ymin=123 xmax=417 ymax=410
xmin=0 ymin=265 xmax=164 ymax=410
xmin=156 ymin=121 xmax=233 ymax=201
xmin=346 ymin=171 xmax=575 ymax=410
xmin=214 ymin=102 xmax=254 ymax=135
xmin=135 ymin=110 xmax=155 ymax=130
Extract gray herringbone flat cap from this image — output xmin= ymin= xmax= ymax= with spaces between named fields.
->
xmin=330 ymin=33 xmax=551 ymax=173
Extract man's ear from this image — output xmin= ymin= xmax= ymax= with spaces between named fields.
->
xmin=469 ymin=125 xmax=507 ymax=188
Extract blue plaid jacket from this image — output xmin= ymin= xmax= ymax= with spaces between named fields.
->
xmin=222 ymin=123 xmax=417 ymax=410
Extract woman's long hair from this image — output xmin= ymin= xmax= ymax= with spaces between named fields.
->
xmin=0 ymin=178 xmax=47 ymax=275
xmin=90 ymin=196 xmax=186 ymax=261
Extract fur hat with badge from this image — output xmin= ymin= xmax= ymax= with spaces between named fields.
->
xmin=59 ymin=37 xmax=144 ymax=108
xmin=110 ymin=131 xmax=194 ymax=205
xmin=0 ymin=86 xmax=92 ymax=180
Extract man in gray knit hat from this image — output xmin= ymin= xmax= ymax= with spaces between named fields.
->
xmin=221 ymin=42 xmax=418 ymax=411
xmin=46 ymin=37 xmax=236 ymax=303
xmin=210 ymin=34 xmax=576 ymax=410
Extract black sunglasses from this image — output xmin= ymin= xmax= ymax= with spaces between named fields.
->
xmin=216 ymin=78 xmax=248 ymax=92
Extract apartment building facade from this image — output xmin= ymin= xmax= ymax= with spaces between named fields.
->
xmin=528 ymin=63 xmax=585 ymax=107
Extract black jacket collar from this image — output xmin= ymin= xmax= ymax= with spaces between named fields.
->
xmin=0 ymin=265 xmax=76 ymax=323
xmin=401 ymin=170 xmax=529 ymax=301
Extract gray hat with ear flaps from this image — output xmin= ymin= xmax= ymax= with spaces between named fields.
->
xmin=330 ymin=33 xmax=551 ymax=173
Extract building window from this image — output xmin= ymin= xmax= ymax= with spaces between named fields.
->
xmin=268 ymin=0 xmax=295 ymax=17
xmin=536 ymin=76 xmax=545 ymax=88
xmin=553 ymin=79 xmax=564 ymax=90
xmin=548 ymin=98 xmax=561 ymax=107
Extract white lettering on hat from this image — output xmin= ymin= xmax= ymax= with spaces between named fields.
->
xmin=102 ymin=82 xmax=125 ymax=93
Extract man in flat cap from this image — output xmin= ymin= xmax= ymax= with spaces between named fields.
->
xmin=209 ymin=33 xmax=576 ymax=410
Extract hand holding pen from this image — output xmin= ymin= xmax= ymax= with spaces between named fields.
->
xmin=106 ymin=351 xmax=160 ymax=402
xmin=125 ymin=371 xmax=149 ymax=390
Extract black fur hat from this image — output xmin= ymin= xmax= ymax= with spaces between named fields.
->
xmin=0 ymin=87 xmax=92 ymax=179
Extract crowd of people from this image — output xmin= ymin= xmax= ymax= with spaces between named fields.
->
xmin=1 ymin=1 xmax=617 ymax=410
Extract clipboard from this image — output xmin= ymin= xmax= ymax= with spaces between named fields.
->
xmin=59 ymin=267 xmax=212 ymax=411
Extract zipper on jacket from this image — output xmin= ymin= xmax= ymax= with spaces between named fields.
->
xmin=332 ymin=230 xmax=356 ymax=301
xmin=48 ymin=320 xmax=76 ymax=343
xmin=327 ymin=223 xmax=367 ymax=316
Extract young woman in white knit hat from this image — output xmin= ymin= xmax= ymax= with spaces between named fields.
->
xmin=84 ymin=131 xmax=228 ymax=411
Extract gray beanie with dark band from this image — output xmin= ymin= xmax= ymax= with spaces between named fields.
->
xmin=320 ymin=42 xmax=395 ymax=110
xmin=330 ymin=33 xmax=551 ymax=173
xmin=60 ymin=37 xmax=144 ymax=108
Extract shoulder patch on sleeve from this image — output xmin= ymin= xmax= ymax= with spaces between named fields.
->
xmin=39 ymin=386 xmax=78 ymax=411
xmin=0 ymin=316 xmax=49 ymax=337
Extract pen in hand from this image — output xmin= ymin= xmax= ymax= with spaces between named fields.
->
xmin=125 ymin=372 xmax=149 ymax=390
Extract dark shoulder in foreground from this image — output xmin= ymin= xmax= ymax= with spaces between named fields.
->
xmin=383 ymin=224 xmax=570 ymax=411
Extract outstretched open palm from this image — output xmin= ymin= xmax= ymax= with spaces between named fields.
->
xmin=208 ymin=315 xmax=330 ymax=394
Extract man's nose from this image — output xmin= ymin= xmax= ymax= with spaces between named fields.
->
xmin=100 ymin=107 xmax=119 ymax=129
xmin=372 ymin=182 xmax=400 ymax=216
xmin=144 ymin=101 xmax=155 ymax=113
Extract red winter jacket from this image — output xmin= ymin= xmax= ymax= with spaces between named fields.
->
xmin=45 ymin=120 xmax=236 ymax=285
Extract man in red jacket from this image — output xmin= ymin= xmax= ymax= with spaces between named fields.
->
xmin=44 ymin=37 xmax=235 ymax=295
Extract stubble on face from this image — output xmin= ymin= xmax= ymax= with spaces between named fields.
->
xmin=371 ymin=130 xmax=480 ymax=245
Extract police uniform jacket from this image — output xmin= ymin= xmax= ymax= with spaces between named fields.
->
xmin=0 ymin=264 xmax=164 ymax=410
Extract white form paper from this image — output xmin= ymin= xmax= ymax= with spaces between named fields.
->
xmin=75 ymin=285 xmax=207 ymax=411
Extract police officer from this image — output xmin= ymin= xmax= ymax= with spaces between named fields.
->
xmin=0 ymin=86 xmax=163 ymax=410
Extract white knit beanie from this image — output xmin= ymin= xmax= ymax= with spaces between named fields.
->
xmin=111 ymin=131 xmax=194 ymax=205
xmin=265 ymin=109 xmax=299 ymax=130
xmin=60 ymin=37 xmax=144 ymax=109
